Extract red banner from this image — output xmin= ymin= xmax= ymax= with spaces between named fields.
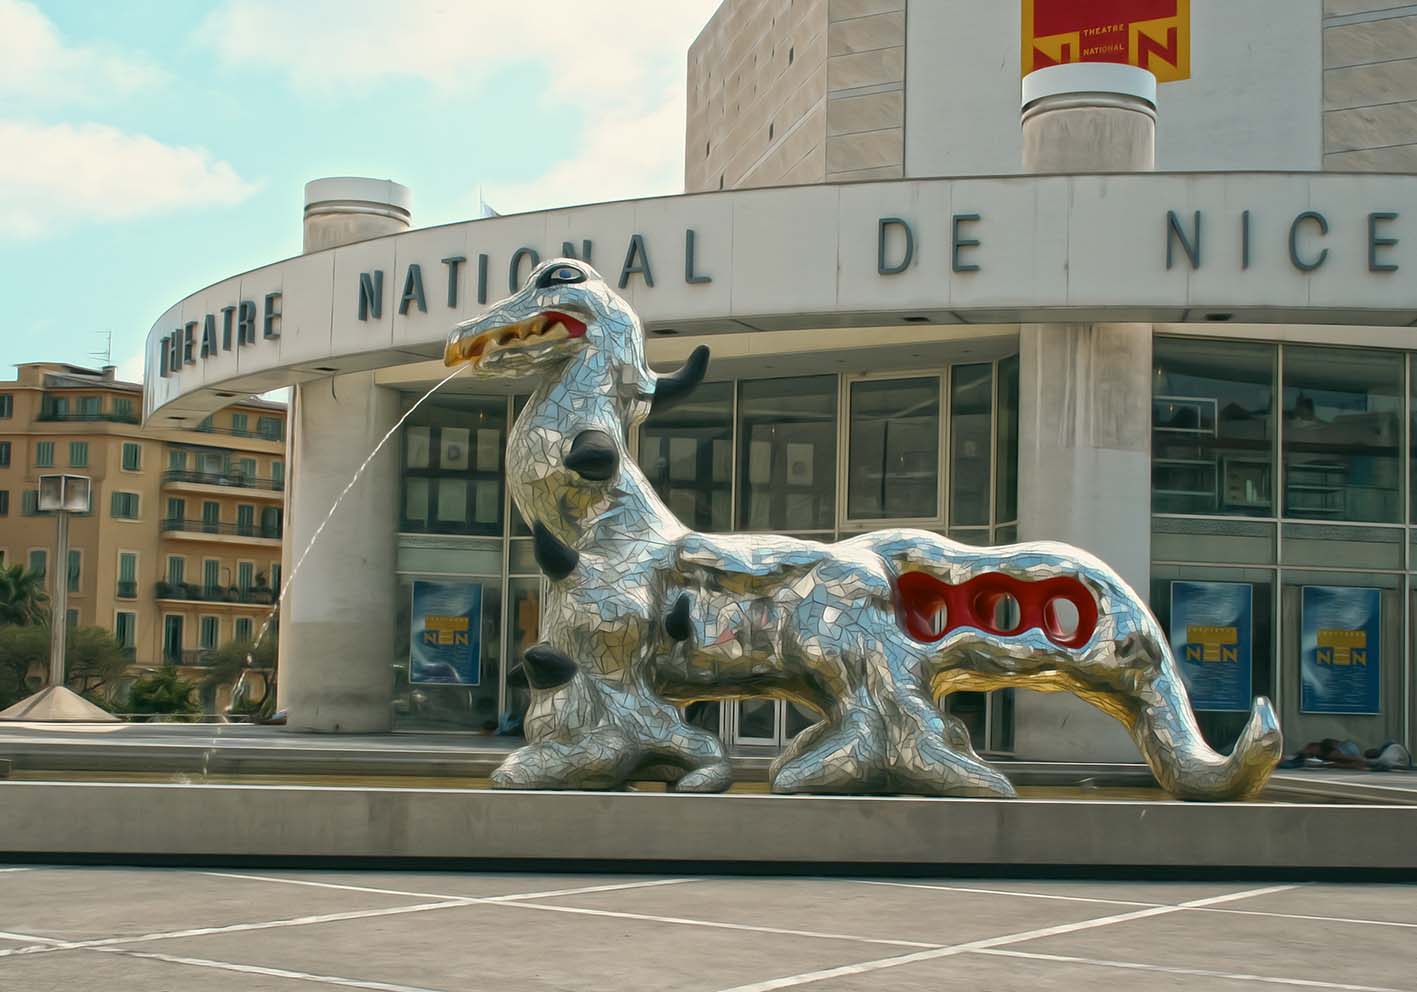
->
xmin=1023 ymin=0 xmax=1190 ymax=82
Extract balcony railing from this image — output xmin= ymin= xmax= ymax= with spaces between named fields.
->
xmin=116 ymin=580 xmax=137 ymax=599
xmin=36 ymin=410 xmax=141 ymax=424
xmin=162 ymin=469 xmax=284 ymax=493
xmin=193 ymin=422 xmax=285 ymax=442
xmin=160 ymin=518 xmax=283 ymax=540
xmin=164 ymin=649 xmax=214 ymax=667
xmin=154 ymin=580 xmax=276 ymax=604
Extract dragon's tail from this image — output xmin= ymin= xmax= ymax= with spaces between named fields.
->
xmin=846 ymin=528 xmax=1281 ymax=801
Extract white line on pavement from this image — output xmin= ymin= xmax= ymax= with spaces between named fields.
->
xmin=199 ymin=872 xmax=940 ymax=946
xmin=0 ymin=929 xmax=66 ymax=945
xmin=494 ymin=899 xmax=944 ymax=949
xmin=711 ymin=883 xmax=1300 ymax=992
xmin=852 ymin=879 xmax=1159 ymax=908
xmin=975 ymin=947 xmax=1411 ymax=992
xmin=199 ymin=870 xmax=700 ymax=904
xmin=0 ymin=876 xmax=708 ymax=962
xmin=0 ymin=900 xmax=473 ymax=959
xmin=91 ymin=947 xmax=450 ymax=992
xmin=852 ymin=879 xmax=1417 ymax=931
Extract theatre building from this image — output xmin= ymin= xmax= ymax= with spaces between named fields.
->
xmin=144 ymin=0 xmax=1417 ymax=764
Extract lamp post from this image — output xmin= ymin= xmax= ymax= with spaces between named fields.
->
xmin=0 ymin=474 xmax=115 ymax=721
xmin=38 ymin=474 xmax=91 ymax=687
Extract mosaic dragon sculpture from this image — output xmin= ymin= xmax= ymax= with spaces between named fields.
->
xmin=443 ymin=259 xmax=1282 ymax=800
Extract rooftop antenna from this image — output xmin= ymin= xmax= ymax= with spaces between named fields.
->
xmin=88 ymin=331 xmax=112 ymax=366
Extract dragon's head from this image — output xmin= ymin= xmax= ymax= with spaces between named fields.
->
xmin=442 ymin=257 xmax=707 ymax=415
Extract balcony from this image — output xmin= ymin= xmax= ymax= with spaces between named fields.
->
xmin=116 ymin=580 xmax=137 ymax=600
xmin=164 ymin=649 xmax=213 ymax=667
xmin=193 ymin=422 xmax=285 ymax=442
xmin=36 ymin=410 xmax=141 ymax=425
xmin=160 ymin=518 xmax=283 ymax=543
xmin=162 ymin=469 xmax=284 ymax=494
xmin=154 ymin=580 xmax=276 ymax=605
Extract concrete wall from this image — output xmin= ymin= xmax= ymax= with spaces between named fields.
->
xmin=685 ymin=0 xmax=829 ymax=192
xmin=824 ymin=0 xmax=906 ymax=182
xmin=904 ymin=0 xmax=1324 ymax=177
xmin=685 ymin=0 xmax=905 ymax=192
xmin=1324 ymin=1 xmax=1417 ymax=171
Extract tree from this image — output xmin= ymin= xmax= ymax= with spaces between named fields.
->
xmin=65 ymin=626 xmax=131 ymax=700
xmin=0 ymin=624 xmax=48 ymax=710
xmin=125 ymin=668 xmax=201 ymax=721
xmin=0 ymin=564 xmax=49 ymax=626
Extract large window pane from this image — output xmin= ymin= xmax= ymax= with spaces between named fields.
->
xmin=994 ymin=355 xmax=1019 ymax=524
xmin=640 ymin=381 xmax=733 ymax=531
xmin=1152 ymin=338 xmax=1275 ymax=516
xmin=949 ymin=364 xmax=993 ymax=527
xmin=400 ymin=396 xmax=507 ymax=536
xmin=1283 ymin=346 xmax=1402 ymax=522
xmin=847 ymin=377 xmax=939 ymax=520
xmin=737 ymin=376 xmax=836 ymax=531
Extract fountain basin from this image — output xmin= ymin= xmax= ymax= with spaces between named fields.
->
xmin=1 ymin=779 xmax=1413 ymax=877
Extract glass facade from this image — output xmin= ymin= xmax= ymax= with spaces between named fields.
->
xmin=1152 ymin=336 xmax=1412 ymax=753
xmin=393 ymin=357 xmax=1021 ymax=753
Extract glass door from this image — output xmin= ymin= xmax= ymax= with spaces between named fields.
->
xmin=730 ymin=699 xmax=817 ymax=748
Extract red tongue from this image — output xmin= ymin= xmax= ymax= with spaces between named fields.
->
xmin=543 ymin=310 xmax=587 ymax=337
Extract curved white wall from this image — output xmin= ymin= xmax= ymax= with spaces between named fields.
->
xmin=146 ymin=172 xmax=1417 ymax=424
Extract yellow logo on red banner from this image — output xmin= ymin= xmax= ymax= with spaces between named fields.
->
xmin=1023 ymin=0 xmax=1190 ymax=83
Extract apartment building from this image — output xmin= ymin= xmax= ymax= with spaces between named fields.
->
xmin=0 ymin=362 xmax=285 ymax=702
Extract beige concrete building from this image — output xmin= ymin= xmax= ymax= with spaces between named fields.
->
xmin=685 ymin=0 xmax=906 ymax=192
xmin=688 ymin=0 xmax=1417 ymax=191
xmin=0 ymin=363 xmax=285 ymax=705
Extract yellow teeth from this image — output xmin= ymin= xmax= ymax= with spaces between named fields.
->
xmin=444 ymin=315 xmax=572 ymax=366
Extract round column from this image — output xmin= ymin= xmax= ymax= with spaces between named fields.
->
xmin=302 ymin=177 xmax=411 ymax=254
xmin=1021 ymin=63 xmax=1156 ymax=173
xmin=1014 ymin=64 xmax=1159 ymax=762
xmin=278 ymin=177 xmax=410 ymax=731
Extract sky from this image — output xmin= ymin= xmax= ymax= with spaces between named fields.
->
xmin=0 ymin=0 xmax=720 ymax=383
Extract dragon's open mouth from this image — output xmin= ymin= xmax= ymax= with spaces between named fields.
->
xmin=445 ymin=310 xmax=588 ymax=366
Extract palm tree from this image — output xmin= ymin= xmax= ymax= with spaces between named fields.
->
xmin=0 ymin=563 xmax=49 ymax=626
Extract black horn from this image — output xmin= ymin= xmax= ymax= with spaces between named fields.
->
xmin=533 ymin=520 xmax=580 ymax=580
xmin=522 ymin=644 xmax=578 ymax=690
xmin=651 ymin=344 xmax=710 ymax=413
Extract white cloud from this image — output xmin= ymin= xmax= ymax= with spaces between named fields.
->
xmin=0 ymin=121 xmax=258 ymax=239
xmin=197 ymin=0 xmax=719 ymax=212
xmin=0 ymin=0 xmax=164 ymax=103
xmin=485 ymin=89 xmax=688 ymax=214
xmin=197 ymin=1 xmax=716 ymax=105
xmin=115 ymin=350 xmax=146 ymax=384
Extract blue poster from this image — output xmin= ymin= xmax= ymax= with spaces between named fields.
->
xmin=1301 ymin=585 xmax=1381 ymax=715
xmin=1169 ymin=581 xmax=1253 ymax=712
xmin=410 ymin=580 xmax=482 ymax=685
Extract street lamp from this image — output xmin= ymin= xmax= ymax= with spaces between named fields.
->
xmin=38 ymin=473 xmax=91 ymax=687
xmin=0 ymin=473 xmax=115 ymax=721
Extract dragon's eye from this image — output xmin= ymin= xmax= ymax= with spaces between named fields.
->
xmin=536 ymin=264 xmax=586 ymax=289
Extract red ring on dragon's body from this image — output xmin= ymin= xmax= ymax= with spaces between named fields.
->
xmin=896 ymin=571 xmax=1098 ymax=649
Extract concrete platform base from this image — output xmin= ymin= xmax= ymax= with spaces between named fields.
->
xmin=1 ymin=781 xmax=1413 ymax=877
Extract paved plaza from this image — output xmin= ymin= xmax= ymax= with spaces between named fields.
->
xmin=0 ymin=865 xmax=1412 ymax=991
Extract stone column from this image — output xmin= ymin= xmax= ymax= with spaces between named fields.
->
xmin=278 ymin=178 xmax=409 ymax=732
xmin=1014 ymin=65 xmax=1157 ymax=761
